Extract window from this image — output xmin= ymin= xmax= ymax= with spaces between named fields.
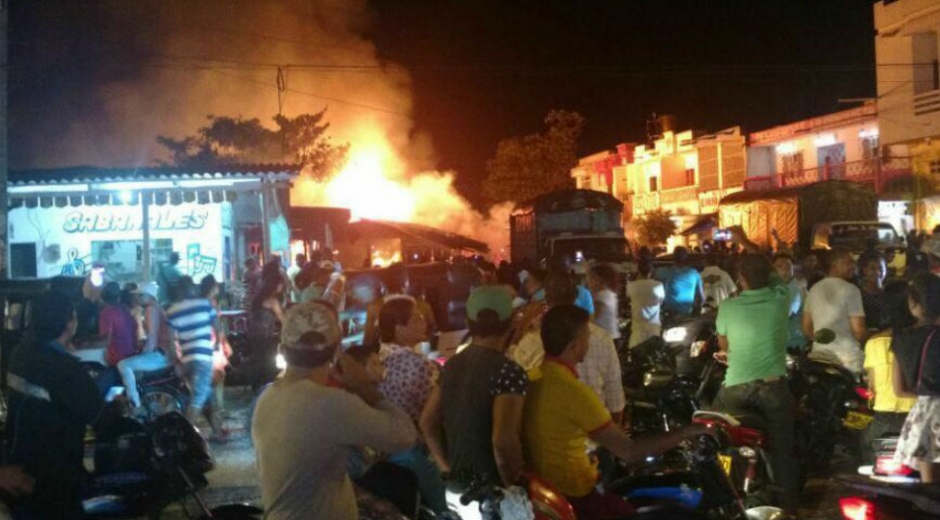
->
xmin=648 ymin=176 xmax=659 ymax=192
xmin=861 ymin=137 xmax=880 ymax=160
xmin=10 ymin=243 xmax=37 ymax=278
xmin=781 ymin=152 xmax=804 ymax=174
xmin=930 ymin=160 xmax=940 ymax=175
xmin=685 ymin=168 xmax=695 ymax=186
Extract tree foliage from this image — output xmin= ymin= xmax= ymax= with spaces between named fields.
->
xmin=157 ymin=111 xmax=349 ymax=180
xmin=482 ymin=110 xmax=584 ymax=205
xmin=634 ymin=209 xmax=677 ymax=246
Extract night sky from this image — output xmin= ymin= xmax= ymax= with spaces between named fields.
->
xmin=10 ymin=0 xmax=877 ymax=207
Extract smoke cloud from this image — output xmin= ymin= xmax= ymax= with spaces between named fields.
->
xmin=12 ymin=0 xmax=509 ymax=258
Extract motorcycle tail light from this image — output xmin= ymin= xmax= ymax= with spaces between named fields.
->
xmin=839 ymin=497 xmax=875 ymax=520
xmin=855 ymin=387 xmax=874 ymax=401
xmin=874 ymin=455 xmax=913 ymax=476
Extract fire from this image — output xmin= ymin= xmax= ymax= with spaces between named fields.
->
xmin=325 ymin=143 xmax=417 ymax=222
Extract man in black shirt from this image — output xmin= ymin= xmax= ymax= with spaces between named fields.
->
xmin=421 ymin=286 xmax=527 ymax=520
xmin=6 ymin=291 xmax=103 ymax=519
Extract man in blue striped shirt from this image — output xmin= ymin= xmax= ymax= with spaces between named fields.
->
xmin=167 ymin=276 xmax=226 ymax=442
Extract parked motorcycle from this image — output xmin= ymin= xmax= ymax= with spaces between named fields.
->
xmin=621 ymin=336 xmax=699 ymax=434
xmin=454 ymin=473 xmax=576 ymax=520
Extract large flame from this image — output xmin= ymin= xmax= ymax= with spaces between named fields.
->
xmin=292 ymin=133 xmax=512 ymax=261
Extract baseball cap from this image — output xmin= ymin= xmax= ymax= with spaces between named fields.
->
xmin=134 ymin=281 xmax=159 ymax=301
xmin=466 ymin=285 xmax=513 ymax=322
xmin=280 ymin=301 xmax=343 ymax=352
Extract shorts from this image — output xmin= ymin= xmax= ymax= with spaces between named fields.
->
xmin=183 ymin=360 xmax=214 ymax=409
xmin=895 ymin=396 xmax=940 ymax=468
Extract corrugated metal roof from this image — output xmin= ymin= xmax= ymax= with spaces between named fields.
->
xmin=9 ymin=164 xmax=300 ymax=185
xmin=512 ymin=189 xmax=623 ymax=216
xmin=354 ymin=219 xmax=489 ymax=253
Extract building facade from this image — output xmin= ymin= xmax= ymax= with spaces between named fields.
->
xmin=571 ymin=144 xmax=635 ymax=194
xmin=875 ymin=0 xmax=940 ymax=230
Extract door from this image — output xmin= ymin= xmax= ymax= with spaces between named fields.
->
xmin=817 ymin=143 xmax=846 ymax=181
xmin=10 ymin=243 xmax=37 ymax=278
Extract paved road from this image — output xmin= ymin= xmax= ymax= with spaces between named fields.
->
xmin=154 ymin=387 xmax=851 ymax=520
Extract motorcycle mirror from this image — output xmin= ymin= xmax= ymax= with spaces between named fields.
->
xmin=814 ymin=328 xmax=836 ymax=345
xmin=643 ymin=368 xmax=673 ymax=389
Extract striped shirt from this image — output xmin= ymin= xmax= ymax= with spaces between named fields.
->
xmin=167 ymin=298 xmax=218 ymax=363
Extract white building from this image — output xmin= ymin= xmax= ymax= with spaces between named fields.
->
xmin=875 ymin=0 xmax=940 ymax=230
xmin=5 ymin=166 xmax=297 ymax=283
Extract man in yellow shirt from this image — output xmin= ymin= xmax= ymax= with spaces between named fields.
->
xmin=523 ymin=304 xmax=708 ymax=520
xmin=862 ymin=281 xmax=917 ymax=462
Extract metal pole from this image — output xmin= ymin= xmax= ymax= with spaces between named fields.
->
xmin=259 ymin=186 xmax=269 ymax=263
xmin=0 ymin=2 xmax=8 ymax=279
xmin=141 ymin=193 xmax=152 ymax=282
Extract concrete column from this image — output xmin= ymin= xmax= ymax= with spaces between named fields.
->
xmin=141 ymin=193 xmax=152 ymax=282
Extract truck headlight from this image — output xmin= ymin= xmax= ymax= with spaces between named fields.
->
xmin=663 ymin=327 xmax=688 ymax=343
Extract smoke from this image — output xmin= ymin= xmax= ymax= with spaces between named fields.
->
xmin=12 ymin=0 xmax=510 ymax=259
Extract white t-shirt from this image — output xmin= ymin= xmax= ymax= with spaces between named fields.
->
xmin=804 ymin=277 xmax=866 ymax=372
xmin=701 ymin=266 xmax=737 ymax=308
xmin=627 ymin=278 xmax=665 ymax=348
xmin=593 ymin=288 xmax=620 ymax=339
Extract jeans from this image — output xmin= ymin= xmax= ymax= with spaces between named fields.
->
xmin=387 ymin=445 xmax=449 ymax=514
xmin=712 ymin=378 xmax=798 ymax=514
xmin=116 ymin=351 xmax=170 ymax=407
xmin=183 ymin=360 xmax=214 ymax=409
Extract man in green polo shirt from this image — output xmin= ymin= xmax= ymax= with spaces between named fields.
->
xmin=713 ymin=253 xmax=797 ymax=515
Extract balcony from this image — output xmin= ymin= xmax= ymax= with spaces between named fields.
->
xmin=914 ymin=89 xmax=940 ymax=117
xmin=659 ymin=185 xmax=698 ymax=205
xmin=743 ymin=157 xmax=913 ymax=194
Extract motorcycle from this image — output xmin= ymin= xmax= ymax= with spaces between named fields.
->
xmin=621 ymin=336 xmax=699 ymax=434
xmin=453 ymin=473 xmax=576 ymax=520
xmin=80 ymin=410 xmax=261 ymax=520
xmin=82 ymin=361 xmax=188 ymax=420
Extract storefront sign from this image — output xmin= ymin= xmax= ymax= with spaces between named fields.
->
xmin=63 ymin=208 xmax=210 ymax=234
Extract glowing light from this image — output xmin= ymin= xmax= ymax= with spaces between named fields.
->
xmin=326 ymin=144 xmax=417 ymax=222
xmin=859 ymin=128 xmax=879 ymax=139
xmin=119 ymin=190 xmax=134 ymax=204
xmin=775 ymin=142 xmax=796 ymax=155
xmin=814 ymin=134 xmax=837 ymax=148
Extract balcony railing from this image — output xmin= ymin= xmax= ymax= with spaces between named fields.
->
xmin=743 ymin=157 xmax=913 ymax=194
xmin=659 ymin=185 xmax=698 ymax=205
xmin=914 ymin=89 xmax=940 ymax=117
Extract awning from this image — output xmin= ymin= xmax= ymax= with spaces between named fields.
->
xmin=679 ymin=213 xmax=718 ymax=237
xmin=354 ymin=219 xmax=489 ymax=253
xmin=7 ymin=164 xmax=300 ymax=208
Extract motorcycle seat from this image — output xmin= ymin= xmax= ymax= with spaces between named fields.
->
xmin=135 ymin=367 xmax=178 ymax=385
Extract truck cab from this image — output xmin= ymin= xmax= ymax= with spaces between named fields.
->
xmin=811 ymin=221 xmax=906 ymax=276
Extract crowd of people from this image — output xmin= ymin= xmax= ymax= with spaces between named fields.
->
xmin=3 ymin=223 xmax=940 ymax=520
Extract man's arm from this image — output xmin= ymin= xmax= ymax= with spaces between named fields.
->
xmin=589 ymin=423 xmax=709 ymax=466
xmin=333 ymin=389 xmax=417 ymax=454
xmin=599 ymin=335 xmax=626 ymax=420
xmin=850 ymin=316 xmax=869 ymax=343
xmin=420 ymin=385 xmax=450 ymax=472
xmin=492 ymin=394 xmax=525 ymax=487
xmin=802 ymin=310 xmax=815 ymax=339
xmin=729 ymin=225 xmax=761 ymax=254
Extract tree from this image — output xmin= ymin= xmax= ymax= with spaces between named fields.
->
xmin=482 ymin=110 xmax=584 ymax=205
xmin=157 ymin=111 xmax=349 ymax=180
xmin=634 ymin=209 xmax=677 ymax=246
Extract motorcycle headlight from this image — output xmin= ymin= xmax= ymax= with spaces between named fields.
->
xmin=663 ymin=327 xmax=688 ymax=343
xmin=275 ymin=353 xmax=287 ymax=370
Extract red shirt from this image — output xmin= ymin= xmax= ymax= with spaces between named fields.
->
xmin=99 ymin=304 xmax=138 ymax=366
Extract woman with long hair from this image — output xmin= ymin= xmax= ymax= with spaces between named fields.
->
xmin=248 ymin=276 xmax=286 ymax=385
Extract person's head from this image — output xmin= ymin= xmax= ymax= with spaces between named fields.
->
xmin=881 ymin=280 xmax=915 ymax=331
xmin=278 ymin=301 xmax=343 ymax=371
xmin=123 ymin=282 xmax=139 ymax=293
xmin=673 ymin=246 xmax=690 ymax=266
xmin=31 ymin=290 xmax=77 ymax=345
xmin=136 ymin=281 xmax=160 ymax=307
xmin=466 ymin=286 xmax=514 ymax=343
xmin=772 ymin=254 xmax=795 ymax=283
xmin=172 ymin=276 xmax=197 ymax=303
xmin=379 ymin=297 xmax=427 ymax=347
xmin=169 ymin=252 xmax=180 ymax=266
xmin=637 ymin=257 xmax=653 ymax=278
xmin=199 ymin=275 xmax=219 ymax=299
xmin=295 ymin=253 xmax=306 ymax=267
xmin=737 ymin=254 xmax=772 ymax=291
xmin=544 ymin=274 xmax=578 ymax=307
xmin=825 ymin=249 xmax=856 ymax=280
xmin=384 ymin=264 xmax=408 ymax=295
xmin=345 ymin=345 xmax=385 ymax=384
xmin=262 ymin=257 xmax=283 ymax=281
xmin=101 ymin=281 xmax=122 ymax=305
xmin=801 ymin=252 xmax=819 ymax=274
xmin=524 ymin=268 xmax=547 ymax=296
xmin=541 ymin=304 xmax=591 ymax=363
xmin=589 ymin=263 xmax=618 ymax=292
xmin=245 ymin=257 xmax=258 ymax=271
xmin=861 ymin=255 xmax=887 ymax=288
xmin=908 ymin=273 xmax=940 ymax=325
xmin=120 ymin=287 xmax=139 ymax=309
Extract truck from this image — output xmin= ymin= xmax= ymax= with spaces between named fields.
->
xmin=510 ymin=189 xmax=631 ymax=264
xmin=717 ymin=180 xmax=879 ymax=250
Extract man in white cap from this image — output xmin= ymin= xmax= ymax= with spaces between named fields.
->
xmin=117 ymin=281 xmax=172 ymax=413
xmin=252 ymin=301 xmax=416 ymax=520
